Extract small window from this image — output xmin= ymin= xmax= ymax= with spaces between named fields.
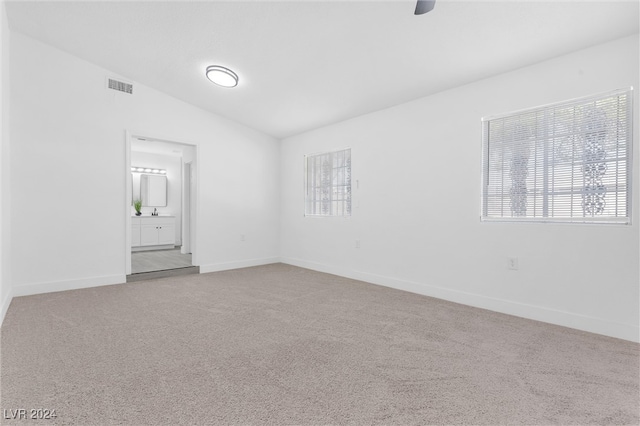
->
xmin=305 ymin=148 xmax=351 ymax=217
xmin=482 ymin=88 xmax=632 ymax=224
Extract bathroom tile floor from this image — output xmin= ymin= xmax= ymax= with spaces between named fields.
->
xmin=131 ymin=247 xmax=192 ymax=274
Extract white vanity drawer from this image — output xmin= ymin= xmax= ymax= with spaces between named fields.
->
xmin=141 ymin=217 xmax=174 ymax=227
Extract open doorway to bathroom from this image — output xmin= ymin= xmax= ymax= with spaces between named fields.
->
xmin=125 ymin=134 xmax=198 ymax=281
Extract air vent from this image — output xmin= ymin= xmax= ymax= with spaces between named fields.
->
xmin=107 ymin=78 xmax=133 ymax=94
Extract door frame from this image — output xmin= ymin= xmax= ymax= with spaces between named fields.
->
xmin=181 ymin=161 xmax=192 ymax=255
xmin=125 ymin=131 xmax=199 ymax=275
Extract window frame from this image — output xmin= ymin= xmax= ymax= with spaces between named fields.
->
xmin=304 ymin=147 xmax=352 ymax=218
xmin=480 ymin=88 xmax=633 ymax=225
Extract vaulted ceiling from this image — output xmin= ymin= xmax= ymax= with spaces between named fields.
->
xmin=5 ymin=0 xmax=639 ymax=138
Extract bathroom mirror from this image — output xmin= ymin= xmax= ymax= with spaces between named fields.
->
xmin=140 ymin=174 xmax=167 ymax=207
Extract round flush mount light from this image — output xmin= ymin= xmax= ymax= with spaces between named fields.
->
xmin=206 ymin=65 xmax=239 ymax=88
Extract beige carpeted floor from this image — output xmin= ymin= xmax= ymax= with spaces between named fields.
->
xmin=1 ymin=263 xmax=638 ymax=425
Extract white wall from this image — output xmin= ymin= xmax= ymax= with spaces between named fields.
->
xmin=280 ymin=35 xmax=640 ymax=342
xmin=9 ymin=32 xmax=280 ymax=296
xmin=131 ymin=151 xmax=182 ymax=244
xmin=0 ymin=0 xmax=11 ymax=322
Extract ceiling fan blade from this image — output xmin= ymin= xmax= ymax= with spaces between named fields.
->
xmin=415 ymin=0 xmax=436 ymax=15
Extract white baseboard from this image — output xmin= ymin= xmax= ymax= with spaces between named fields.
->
xmin=281 ymin=257 xmax=639 ymax=343
xmin=1 ymin=285 xmax=13 ymax=328
xmin=199 ymin=257 xmax=280 ymax=274
xmin=11 ymin=274 xmax=126 ymax=298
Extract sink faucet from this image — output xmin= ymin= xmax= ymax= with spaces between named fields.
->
xmin=153 ymin=208 xmax=157 ymax=216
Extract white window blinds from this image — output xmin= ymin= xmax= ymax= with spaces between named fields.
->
xmin=305 ymin=148 xmax=351 ymax=217
xmin=482 ymin=88 xmax=632 ymax=224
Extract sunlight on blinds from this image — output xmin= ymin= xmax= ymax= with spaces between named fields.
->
xmin=482 ymin=88 xmax=632 ymax=224
xmin=305 ymin=148 xmax=351 ymax=217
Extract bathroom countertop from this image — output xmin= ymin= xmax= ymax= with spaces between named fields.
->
xmin=132 ymin=215 xmax=175 ymax=218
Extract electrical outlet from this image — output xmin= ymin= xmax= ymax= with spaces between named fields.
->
xmin=240 ymin=234 xmax=245 ymax=242
xmin=355 ymin=240 xmax=361 ymax=249
xmin=507 ymin=257 xmax=519 ymax=270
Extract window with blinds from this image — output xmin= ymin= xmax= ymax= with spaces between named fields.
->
xmin=305 ymin=148 xmax=351 ymax=217
xmin=482 ymin=88 xmax=632 ymax=224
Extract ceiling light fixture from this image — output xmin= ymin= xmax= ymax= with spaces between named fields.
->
xmin=206 ymin=65 xmax=239 ymax=88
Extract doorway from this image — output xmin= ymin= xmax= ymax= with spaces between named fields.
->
xmin=125 ymin=133 xmax=198 ymax=280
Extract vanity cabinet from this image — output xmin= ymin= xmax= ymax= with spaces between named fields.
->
xmin=132 ymin=216 xmax=175 ymax=250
